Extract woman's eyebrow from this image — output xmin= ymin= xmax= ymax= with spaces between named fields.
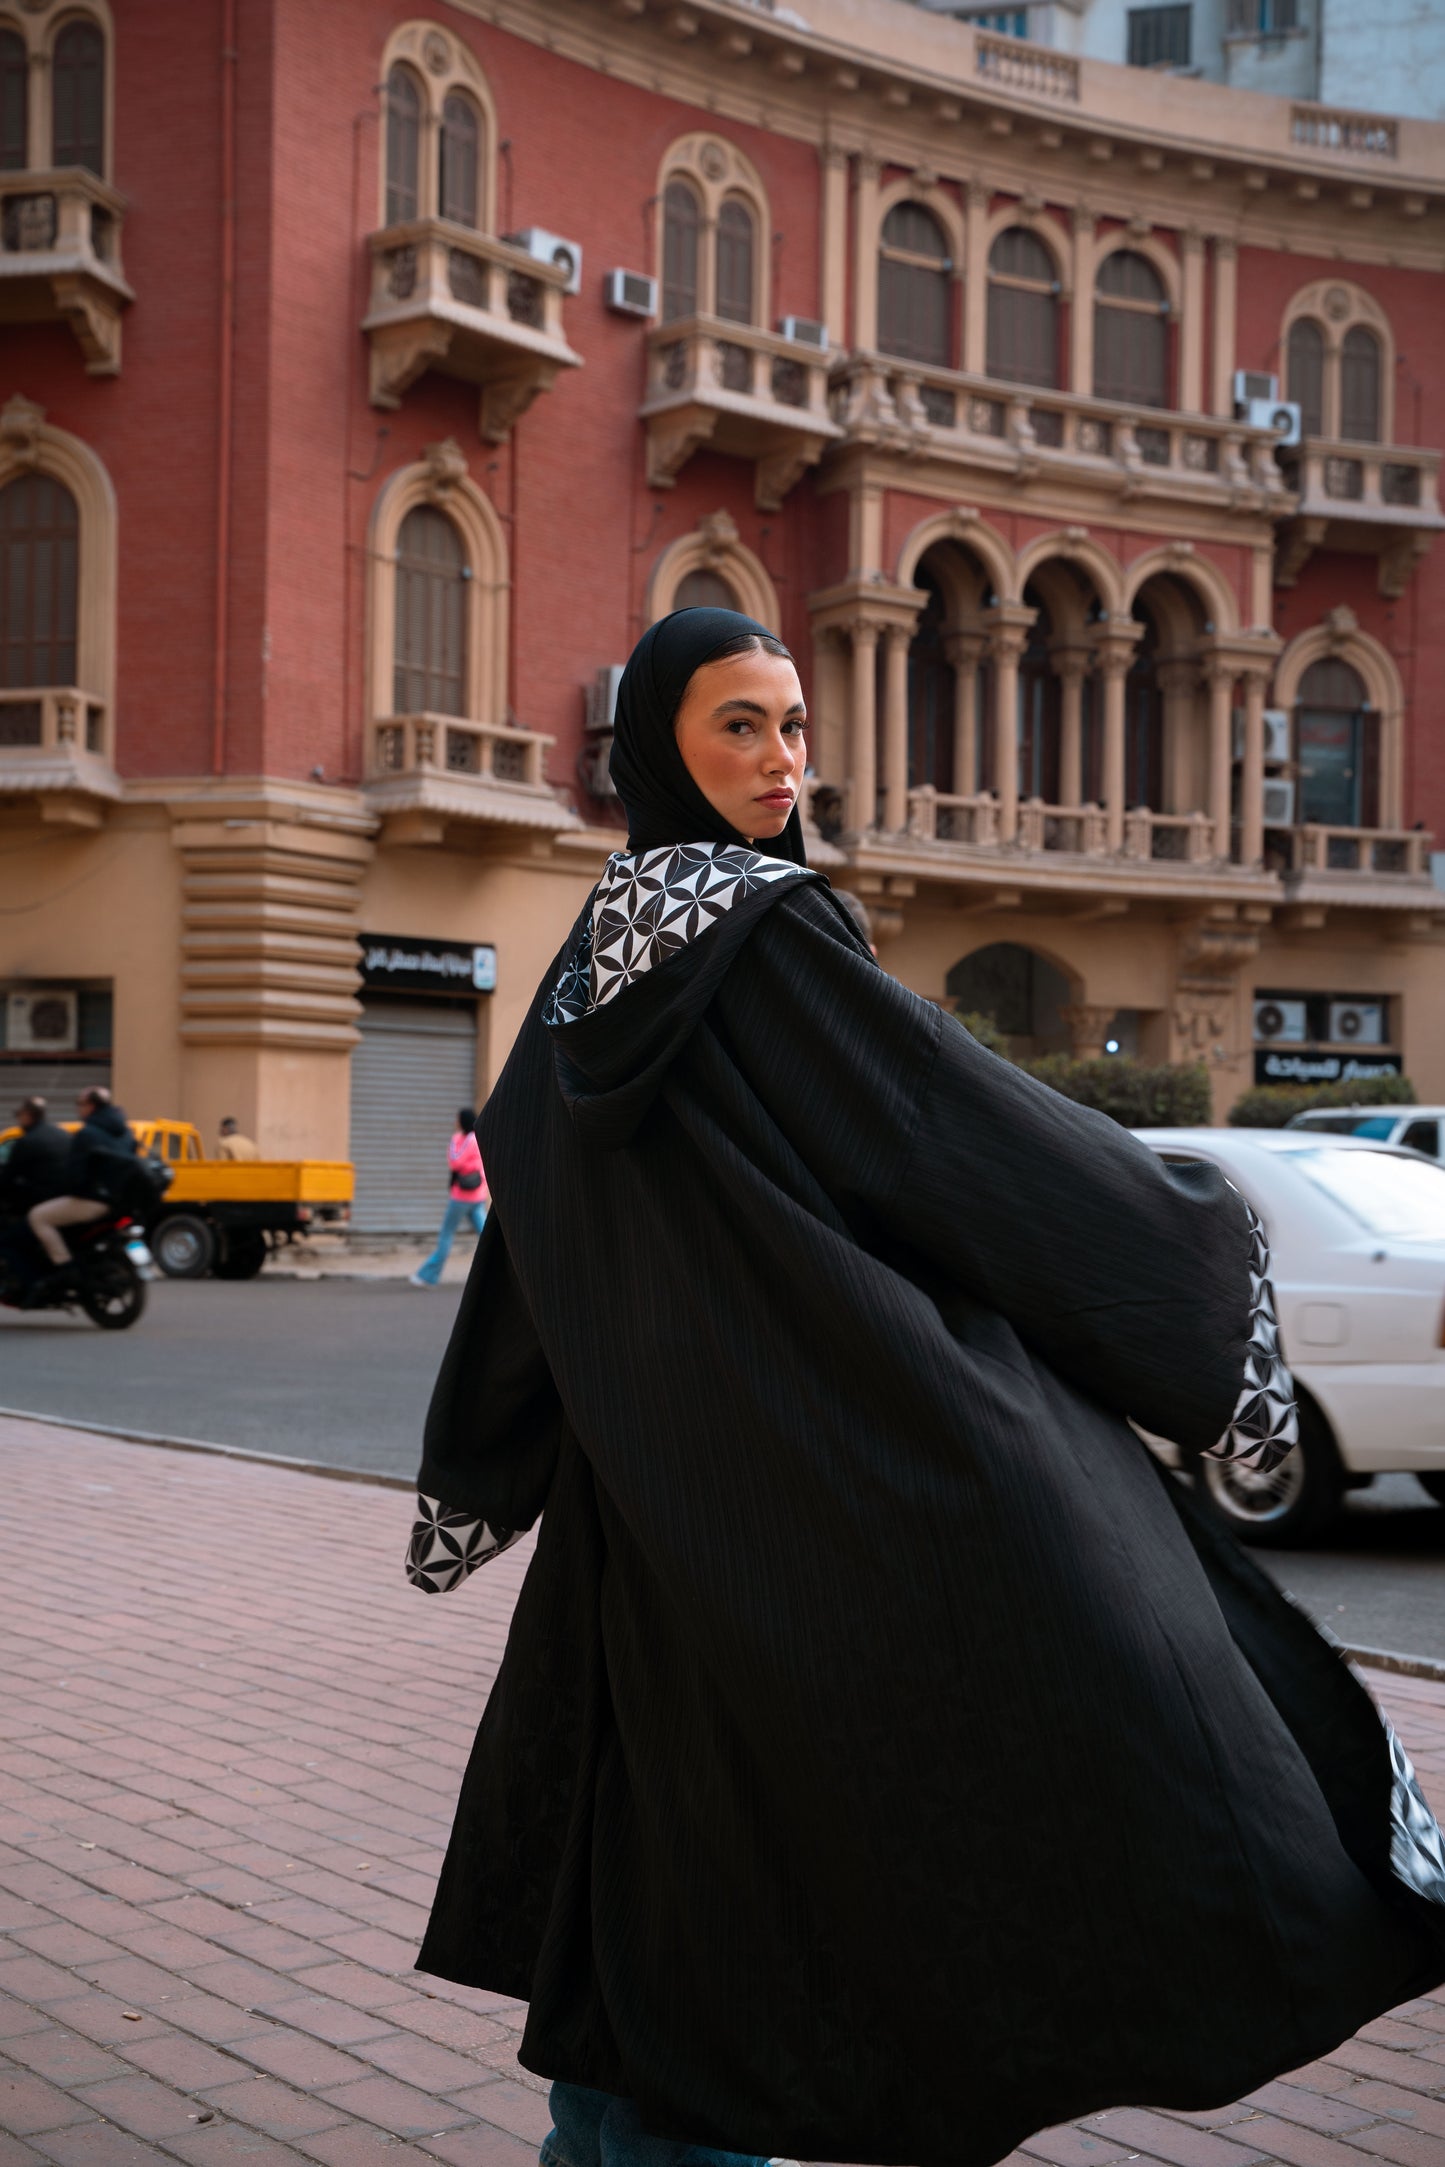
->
xmin=711 ymin=698 xmax=808 ymax=719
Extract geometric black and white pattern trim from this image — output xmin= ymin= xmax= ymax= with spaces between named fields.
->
xmin=1385 ymin=1718 xmax=1445 ymax=1908
xmin=1204 ymin=1193 xmax=1300 ymax=1475
xmin=405 ymin=1493 xmax=519 ymax=1594
xmin=543 ymin=841 xmax=812 ymax=1028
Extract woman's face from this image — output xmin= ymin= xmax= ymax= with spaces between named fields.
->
xmin=672 ymin=648 xmax=807 ymax=841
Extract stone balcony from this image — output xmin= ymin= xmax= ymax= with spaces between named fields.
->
xmin=0 ymin=686 xmax=120 ymax=827
xmin=829 ymin=355 xmax=1293 ymax=518
xmin=641 ymin=316 xmax=842 ymax=509
xmin=0 ymin=169 xmax=132 ymax=375
xmin=1281 ymin=820 xmax=1440 ymax=913
xmin=363 ymin=221 xmax=582 ymax=441
xmin=1276 ymin=440 xmax=1444 ymax=597
xmin=362 ymin=711 xmax=579 ymax=844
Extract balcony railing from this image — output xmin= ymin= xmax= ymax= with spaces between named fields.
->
xmin=641 ymin=316 xmax=842 ymax=508
xmin=363 ymin=220 xmax=582 ymax=440
xmin=1288 ymin=823 xmax=1433 ymax=879
xmin=369 ymin=713 xmax=547 ymax=790
xmin=975 ymin=33 xmax=1079 ymax=100
xmin=1123 ymin=808 xmax=1217 ymax=862
xmin=1277 ymin=440 xmax=1443 ymax=595
xmin=830 ymin=357 xmax=1291 ymax=511
xmin=1017 ymin=799 xmax=1109 ymax=854
xmin=0 ymin=686 xmax=119 ymax=817
xmin=0 ymin=168 xmax=132 ymax=374
xmin=1290 ymin=105 xmax=1397 ymax=158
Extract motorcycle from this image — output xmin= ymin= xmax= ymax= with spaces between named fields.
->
xmin=0 ymin=1210 xmax=153 ymax=1330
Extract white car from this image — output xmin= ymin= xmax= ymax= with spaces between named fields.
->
xmin=1131 ymin=1128 xmax=1445 ymax=1546
xmin=1287 ymin=1104 xmax=1444 ymax=1164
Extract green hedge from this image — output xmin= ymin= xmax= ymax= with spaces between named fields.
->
xmin=955 ymin=1010 xmax=1211 ymax=1128
xmin=1226 ymin=1073 xmax=1417 ymax=1129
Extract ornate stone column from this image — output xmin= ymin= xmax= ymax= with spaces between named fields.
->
xmin=1070 ymin=204 xmax=1097 ymax=397
xmin=1157 ymin=656 xmax=1202 ymax=816
xmin=1203 ymin=656 xmax=1236 ymax=863
xmin=820 ymin=145 xmax=849 ymax=349
xmin=1052 ymin=645 xmax=1091 ymax=808
xmin=987 ymin=604 xmax=1035 ymax=846
xmin=853 ymin=153 xmax=881 ymax=357
xmin=962 ymin=180 xmax=989 ymax=376
xmin=1091 ymin=618 xmax=1141 ymax=852
xmin=1210 ymin=237 xmax=1237 ymax=419
xmin=882 ymin=621 xmax=911 ymax=832
xmin=1180 ymin=229 xmax=1205 ymax=414
xmin=944 ymin=629 xmax=985 ymax=798
xmin=1062 ymin=1004 xmax=1118 ymax=1061
xmin=1238 ymin=663 xmax=1269 ymax=870
xmin=849 ymin=619 xmax=880 ymax=834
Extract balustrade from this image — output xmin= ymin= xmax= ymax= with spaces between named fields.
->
xmin=0 ymin=169 xmax=131 ymax=374
xmin=642 ymin=316 xmax=839 ymax=507
xmin=370 ymin=713 xmax=547 ymax=791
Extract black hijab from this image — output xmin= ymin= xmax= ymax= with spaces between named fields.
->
xmin=608 ymin=607 xmax=808 ymax=866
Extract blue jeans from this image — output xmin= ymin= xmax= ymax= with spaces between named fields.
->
xmin=541 ymin=2082 xmax=772 ymax=2167
xmin=414 ymin=1195 xmax=487 ymax=1284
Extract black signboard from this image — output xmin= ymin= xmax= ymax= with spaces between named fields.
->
xmin=1253 ymin=1049 xmax=1403 ymax=1088
xmin=359 ymin=934 xmax=497 ymax=996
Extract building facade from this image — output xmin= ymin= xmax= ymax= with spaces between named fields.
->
xmin=2 ymin=0 xmax=1443 ymax=1227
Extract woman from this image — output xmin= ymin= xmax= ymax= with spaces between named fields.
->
xmin=406 ymin=607 xmax=1445 ymax=2167
xmin=410 ymin=1109 xmax=489 ymax=1289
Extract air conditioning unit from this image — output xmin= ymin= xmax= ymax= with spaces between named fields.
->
xmin=1232 ymin=708 xmax=1292 ymax=764
xmin=1245 ymin=397 xmax=1302 ymax=447
xmin=1233 ymin=368 xmax=1278 ymax=410
xmin=1262 ymin=707 xmax=1290 ymax=764
xmin=778 ymin=315 xmax=828 ymax=350
xmin=1328 ymin=999 xmax=1385 ymax=1046
xmin=1253 ymin=997 xmax=1308 ymax=1044
xmin=507 ymin=228 xmax=582 ymax=293
xmin=7 ymin=989 xmax=77 ymax=1051
xmin=606 ymin=269 xmax=656 ymax=318
xmin=1261 ymin=776 xmax=1296 ymax=826
xmin=586 ymin=665 xmax=624 ymax=735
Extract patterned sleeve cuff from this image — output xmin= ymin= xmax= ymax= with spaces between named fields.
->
xmin=1204 ymin=1192 xmax=1300 ymax=1475
xmin=405 ymin=1494 xmax=520 ymax=1593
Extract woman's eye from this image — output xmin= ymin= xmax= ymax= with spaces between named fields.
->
xmin=784 ymin=719 xmax=807 ymax=737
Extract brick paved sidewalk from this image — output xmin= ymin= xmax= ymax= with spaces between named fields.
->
xmin=3 ymin=1417 xmax=1445 ymax=2167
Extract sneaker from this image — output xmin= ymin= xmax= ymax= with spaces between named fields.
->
xmin=408 ymin=1270 xmax=433 ymax=1288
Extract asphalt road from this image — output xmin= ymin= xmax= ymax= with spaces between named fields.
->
xmin=3 ymin=1276 xmax=1443 ymax=1661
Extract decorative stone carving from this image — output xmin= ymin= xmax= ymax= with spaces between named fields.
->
xmin=699 ymin=139 xmax=728 ymax=181
xmin=480 ymin=365 xmax=559 ymax=444
xmin=422 ymin=30 xmax=451 ymax=73
xmin=1324 ymin=603 xmax=1359 ymax=643
xmin=646 ymin=409 xmax=720 ymax=490
xmin=422 ymin=438 xmax=469 ymax=498
xmin=1323 ymin=284 xmax=1352 ymax=321
xmin=0 ymin=393 xmax=44 ymax=467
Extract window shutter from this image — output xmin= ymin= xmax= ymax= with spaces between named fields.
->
xmin=715 ymin=198 xmax=756 ymax=326
xmin=385 ymin=67 xmax=422 ymax=226
xmin=439 ymin=95 xmax=480 ymax=229
xmin=1092 ymin=250 xmax=1168 ymax=407
xmin=878 ymin=202 xmax=951 ymax=368
xmin=51 ymin=20 xmax=104 ymax=175
xmin=0 ymin=31 xmax=26 ymax=172
xmin=393 ymin=506 xmax=468 ymax=717
xmin=1285 ymin=318 xmax=1325 ymax=437
xmin=1339 ymin=326 xmax=1381 ymax=444
xmin=986 ymin=227 xmax=1059 ymax=388
xmin=661 ymin=180 xmax=701 ymax=323
xmin=0 ymin=474 xmax=80 ymax=691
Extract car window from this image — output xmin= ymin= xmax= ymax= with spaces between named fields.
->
xmin=1291 ymin=1147 xmax=1445 ymax=1242
xmin=1293 ymin=1114 xmax=1362 ymax=1133
xmin=185 ymin=1132 xmax=201 ymax=1161
xmin=1400 ymin=1118 xmax=1441 ymax=1159
xmin=1351 ymin=1116 xmax=1397 ymax=1140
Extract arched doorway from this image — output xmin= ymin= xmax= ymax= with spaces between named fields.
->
xmin=1124 ymin=612 xmax=1163 ymax=811
xmin=906 ymin=569 xmax=954 ymax=792
xmin=945 ymin=942 xmax=1073 ymax=1057
xmin=905 ymin=540 xmax=998 ymax=802
xmin=1018 ymin=589 xmax=1061 ymax=804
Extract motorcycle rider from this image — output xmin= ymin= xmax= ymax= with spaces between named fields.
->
xmin=0 ymin=1095 xmax=70 ymax=1287
xmin=24 ymin=1086 xmax=139 ymax=1301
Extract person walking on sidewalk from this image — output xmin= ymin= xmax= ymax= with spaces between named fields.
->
xmin=405 ymin=607 xmax=1445 ymax=2167
xmin=410 ymin=1110 xmax=488 ymax=1288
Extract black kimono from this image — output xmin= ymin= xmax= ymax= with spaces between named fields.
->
xmin=411 ymin=839 xmax=1445 ymax=2167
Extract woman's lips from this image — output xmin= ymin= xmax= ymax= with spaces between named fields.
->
xmin=756 ymin=790 xmax=795 ymax=808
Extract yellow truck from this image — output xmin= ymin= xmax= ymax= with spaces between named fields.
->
xmin=0 ymin=1117 xmax=353 ymax=1281
xmin=134 ymin=1121 xmax=352 ymax=1279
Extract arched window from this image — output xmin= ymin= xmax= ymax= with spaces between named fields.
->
xmin=878 ymin=202 xmax=951 ymax=368
xmin=1340 ymin=325 xmax=1381 ymax=444
xmin=715 ymin=197 xmax=756 ymax=326
xmin=439 ymin=93 xmax=480 ymax=229
xmin=1296 ymin=657 xmax=1376 ymax=827
xmin=1286 ymin=317 xmax=1325 ymax=438
xmin=986 ymin=227 xmax=1059 ymax=390
xmin=52 ymin=19 xmax=105 ymax=176
xmin=1124 ymin=614 xmax=1163 ymax=808
xmin=0 ymin=473 xmax=79 ymax=698
xmin=1093 ymin=249 xmax=1168 ymax=409
xmin=384 ymin=66 xmax=422 ymax=227
xmin=674 ymin=568 xmax=738 ymax=611
xmin=393 ymin=505 xmax=467 ymax=716
xmin=0 ymin=30 xmax=26 ymax=173
xmin=661 ymin=178 xmax=701 ymax=323
xmin=906 ymin=573 xmax=954 ymax=792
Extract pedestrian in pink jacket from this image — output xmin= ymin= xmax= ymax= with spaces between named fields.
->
xmin=410 ymin=1110 xmax=489 ymax=1288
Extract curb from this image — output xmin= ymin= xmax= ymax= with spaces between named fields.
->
xmin=0 ymin=1404 xmax=413 ymax=1492
xmin=1345 ymin=1644 xmax=1445 ymax=1686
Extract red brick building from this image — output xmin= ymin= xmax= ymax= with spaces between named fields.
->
xmin=2 ymin=0 xmax=1442 ymax=1226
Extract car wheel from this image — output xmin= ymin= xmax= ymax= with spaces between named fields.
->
xmin=213 ymin=1229 xmax=268 ymax=1280
xmin=1183 ymin=1399 xmax=1344 ymax=1548
xmin=1417 ymin=1474 xmax=1445 ymax=1508
xmin=152 ymin=1212 xmax=216 ymax=1279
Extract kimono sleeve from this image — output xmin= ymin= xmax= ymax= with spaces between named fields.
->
xmin=714 ymin=886 xmax=1258 ymax=1454
xmin=414 ymin=1207 xmax=568 ymax=1534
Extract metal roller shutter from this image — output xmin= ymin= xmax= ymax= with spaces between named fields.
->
xmin=0 ymin=1058 xmax=112 ymax=1109
xmin=350 ymin=998 xmax=477 ymax=1234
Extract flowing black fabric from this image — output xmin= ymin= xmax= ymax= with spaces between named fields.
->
xmin=416 ymin=879 xmax=1444 ymax=2167
xmin=608 ymin=607 xmax=808 ymax=866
